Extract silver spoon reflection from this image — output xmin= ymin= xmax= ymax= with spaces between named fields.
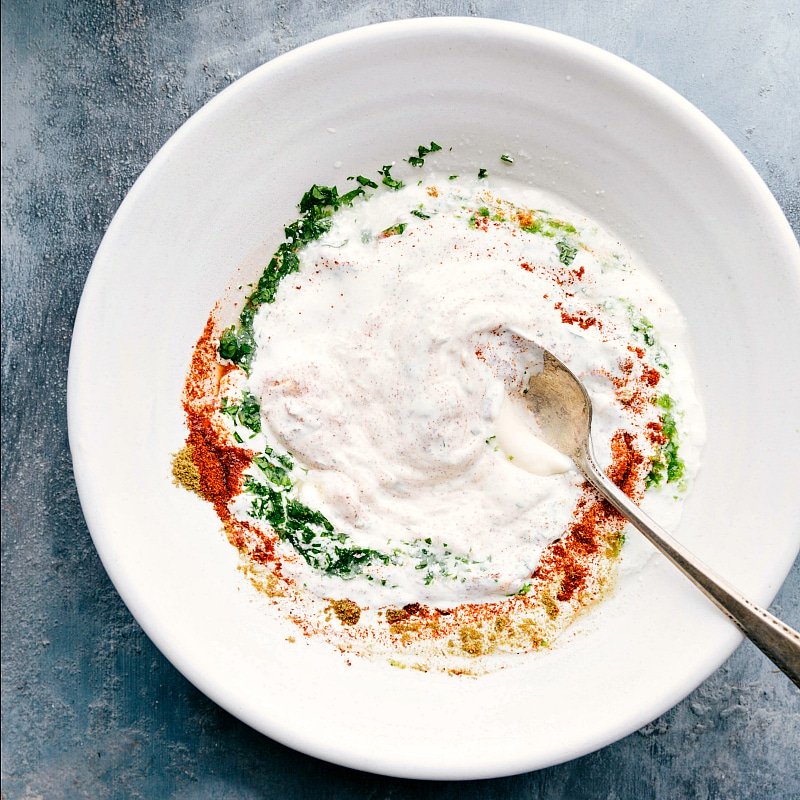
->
xmin=525 ymin=349 xmax=800 ymax=688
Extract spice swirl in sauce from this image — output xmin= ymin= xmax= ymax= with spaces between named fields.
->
xmin=174 ymin=146 xmax=704 ymax=672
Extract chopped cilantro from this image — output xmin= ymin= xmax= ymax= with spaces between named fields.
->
xmin=252 ymin=454 xmax=292 ymax=489
xmin=236 ymin=392 xmax=261 ymax=432
xmin=407 ymin=141 xmax=442 ymax=167
xmin=631 ymin=313 xmax=656 ymax=347
xmin=546 ymin=218 xmax=577 ymax=233
xmin=378 ymin=164 xmax=404 ymax=190
xmin=219 ymin=325 xmax=256 ymax=365
xmin=656 ymin=394 xmax=674 ymax=410
xmin=646 ymin=396 xmax=686 ymax=489
xmin=556 ymin=240 xmax=578 ymax=266
xmin=354 ymin=175 xmax=378 ymax=188
xmin=478 ymin=168 xmax=488 ymax=179
xmin=500 ymin=153 xmax=514 ymax=164
xmin=298 ymin=183 xmax=339 ymax=213
xmin=339 ymin=187 xmax=365 ymax=205
xmin=410 ymin=209 xmax=431 ymax=219
xmin=381 ymin=222 xmax=407 ymax=237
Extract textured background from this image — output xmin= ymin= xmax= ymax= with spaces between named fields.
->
xmin=2 ymin=2 xmax=799 ymax=798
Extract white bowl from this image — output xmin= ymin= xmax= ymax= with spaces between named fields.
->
xmin=68 ymin=18 xmax=800 ymax=779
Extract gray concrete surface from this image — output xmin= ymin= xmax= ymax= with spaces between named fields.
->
xmin=2 ymin=1 xmax=799 ymax=798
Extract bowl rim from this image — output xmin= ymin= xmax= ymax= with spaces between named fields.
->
xmin=68 ymin=16 xmax=800 ymax=780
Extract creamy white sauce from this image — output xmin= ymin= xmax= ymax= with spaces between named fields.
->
xmin=237 ymin=176 xmax=704 ymax=606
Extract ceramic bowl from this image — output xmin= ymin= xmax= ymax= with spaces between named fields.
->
xmin=68 ymin=18 xmax=800 ymax=779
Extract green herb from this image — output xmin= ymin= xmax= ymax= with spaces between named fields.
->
xmin=378 ymin=164 xmax=404 ymax=190
xmin=219 ymin=325 xmax=256 ymax=365
xmin=656 ymin=394 xmax=674 ymax=410
xmin=410 ymin=209 xmax=430 ymax=219
xmin=478 ymin=168 xmax=488 ymax=179
xmin=339 ymin=187 xmax=365 ymax=205
xmin=478 ymin=206 xmax=490 ymax=217
xmin=449 ymin=175 xmax=458 ymax=180
xmin=236 ymin=392 xmax=261 ymax=433
xmin=631 ymin=312 xmax=656 ymax=347
xmin=556 ymin=240 xmax=578 ymax=266
xmin=381 ymin=222 xmax=407 ymax=237
xmin=220 ymin=396 xmax=238 ymax=419
xmin=220 ymin=393 xmax=262 ymax=433
xmin=500 ymin=153 xmax=514 ymax=164
xmin=245 ymin=463 xmax=388 ymax=577
xmin=407 ymin=141 xmax=443 ymax=167
xmin=252 ymin=453 xmax=293 ymax=489
xmin=646 ymin=395 xmax=685 ymax=489
xmin=298 ymin=183 xmax=339 ymax=212
xmin=354 ymin=175 xmax=379 ymax=188
xmin=546 ymin=218 xmax=577 ymax=233
xmin=264 ymin=444 xmax=293 ymax=471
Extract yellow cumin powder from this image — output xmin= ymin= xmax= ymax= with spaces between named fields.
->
xmin=329 ymin=599 xmax=361 ymax=625
xmin=172 ymin=445 xmax=200 ymax=493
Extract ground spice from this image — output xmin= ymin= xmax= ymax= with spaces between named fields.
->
xmin=184 ymin=412 xmax=251 ymax=516
xmin=172 ymin=445 xmax=200 ymax=494
xmin=540 ymin=590 xmax=559 ymax=619
xmin=646 ymin=420 xmax=667 ymax=445
xmin=459 ymin=626 xmax=484 ymax=656
xmin=607 ymin=430 xmax=645 ymax=498
xmin=556 ymin=564 xmax=589 ymax=602
xmin=641 ymin=365 xmax=661 ymax=387
xmin=385 ymin=608 xmax=407 ymax=625
xmin=554 ymin=301 xmax=600 ymax=330
xmin=515 ymin=209 xmax=535 ymax=229
xmin=472 ymin=213 xmax=490 ymax=231
xmin=329 ymin=599 xmax=361 ymax=625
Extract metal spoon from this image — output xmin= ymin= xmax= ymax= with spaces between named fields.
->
xmin=526 ymin=349 xmax=800 ymax=687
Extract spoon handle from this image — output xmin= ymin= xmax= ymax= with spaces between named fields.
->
xmin=579 ymin=452 xmax=800 ymax=688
